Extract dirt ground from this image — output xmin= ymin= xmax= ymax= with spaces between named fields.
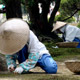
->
xmin=30 ymin=61 xmax=80 ymax=77
xmin=0 ymin=62 xmax=80 ymax=80
xmin=0 ymin=62 xmax=73 ymax=75
xmin=30 ymin=62 xmax=74 ymax=75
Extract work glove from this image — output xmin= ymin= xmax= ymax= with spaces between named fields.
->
xmin=8 ymin=64 xmax=15 ymax=72
xmin=52 ymin=46 xmax=58 ymax=48
xmin=14 ymin=66 xmax=24 ymax=74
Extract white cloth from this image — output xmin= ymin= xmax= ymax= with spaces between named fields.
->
xmin=60 ymin=25 xmax=80 ymax=42
xmin=14 ymin=66 xmax=24 ymax=74
xmin=28 ymin=30 xmax=50 ymax=58
xmin=8 ymin=64 xmax=14 ymax=70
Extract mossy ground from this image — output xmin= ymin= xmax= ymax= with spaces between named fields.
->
xmin=0 ymin=73 xmax=80 ymax=80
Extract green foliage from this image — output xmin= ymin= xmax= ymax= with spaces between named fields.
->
xmin=2 ymin=0 xmax=26 ymax=4
xmin=21 ymin=0 xmax=25 ymax=3
xmin=77 ymin=22 xmax=80 ymax=28
xmin=27 ymin=0 xmax=35 ymax=7
xmin=66 ymin=17 xmax=75 ymax=23
xmin=0 ymin=0 xmax=3 ymax=4
xmin=2 ymin=0 xmax=9 ymax=4
xmin=43 ymin=40 xmax=80 ymax=62
xmin=58 ymin=0 xmax=80 ymax=21
xmin=79 ymin=11 xmax=80 ymax=15
xmin=61 ymin=0 xmax=80 ymax=12
xmin=55 ymin=14 xmax=75 ymax=22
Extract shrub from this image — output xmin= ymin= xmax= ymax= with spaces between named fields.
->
xmin=77 ymin=22 xmax=80 ymax=28
xmin=55 ymin=14 xmax=75 ymax=23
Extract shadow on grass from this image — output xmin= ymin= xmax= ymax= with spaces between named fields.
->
xmin=22 ymin=71 xmax=46 ymax=74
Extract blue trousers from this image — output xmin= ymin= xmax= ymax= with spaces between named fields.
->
xmin=17 ymin=45 xmax=57 ymax=74
xmin=37 ymin=54 xmax=57 ymax=74
xmin=73 ymin=38 xmax=80 ymax=48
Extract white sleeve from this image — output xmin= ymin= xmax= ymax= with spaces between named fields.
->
xmin=65 ymin=25 xmax=78 ymax=42
xmin=28 ymin=30 xmax=40 ymax=53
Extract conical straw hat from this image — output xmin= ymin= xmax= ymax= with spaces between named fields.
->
xmin=0 ymin=18 xmax=30 ymax=55
xmin=52 ymin=21 xmax=67 ymax=32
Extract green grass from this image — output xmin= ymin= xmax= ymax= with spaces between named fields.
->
xmin=52 ymin=48 xmax=80 ymax=61
xmin=0 ymin=74 xmax=80 ymax=80
xmin=43 ymin=41 xmax=80 ymax=61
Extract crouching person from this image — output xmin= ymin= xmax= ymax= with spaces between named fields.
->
xmin=0 ymin=18 xmax=57 ymax=74
xmin=52 ymin=21 xmax=80 ymax=48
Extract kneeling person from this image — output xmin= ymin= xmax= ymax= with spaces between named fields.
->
xmin=0 ymin=18 xmax=57 ymax=74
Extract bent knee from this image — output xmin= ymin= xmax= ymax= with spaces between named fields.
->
xmin=45 ymin=64 xmax=58 ymax=74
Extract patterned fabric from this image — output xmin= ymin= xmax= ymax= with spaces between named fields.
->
xmin=20 ymin=53 xmax=39 ymax=71
xmin=5 ymin=54 xmax=17 ymax=68
xmin=5 ymin=30 xmax=51 ymax=72
xmin=5 ymin=53 xmax=39 ymax=72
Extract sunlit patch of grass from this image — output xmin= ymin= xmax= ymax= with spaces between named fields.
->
xmin=43 ymin=41 xmax=80 ymax=61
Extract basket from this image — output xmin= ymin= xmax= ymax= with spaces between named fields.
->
xmin=56 ymin=42 xmax=79 ymax=48
xmin=65 ymin=60 xmax=80 ymax=74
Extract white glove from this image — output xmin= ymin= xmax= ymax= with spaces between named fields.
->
xmin=8 ymin=64 xmax=15 ymax=72
xmin=52 ymin=46 xmax=59 ymax=48
xmin=14 ymin=66 xmax=24 ymax=74
xmin=8 ymin=64 xmax=14 ymax=70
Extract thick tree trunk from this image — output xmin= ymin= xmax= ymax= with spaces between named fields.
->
xmin=6 ymin=0 xmax=22 ymax=19
xmin=25 ymin=0 xmax=60 ymax=38
xmin=49 ymin=0 xmax=61 ymax=26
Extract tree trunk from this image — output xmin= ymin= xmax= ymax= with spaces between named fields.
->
xmin=6 ymin=0 xmax=22 ymax=19
xmin=25 ymin=0 xmax=60 ymax=39
xmin=49 ymin=0 xmax=61 ymax=26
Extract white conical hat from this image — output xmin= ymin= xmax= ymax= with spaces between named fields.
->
xmin=51 ymin=21 xmax=67 ymax=32
xmin=0 ymin=18 xmax=30 ymax=55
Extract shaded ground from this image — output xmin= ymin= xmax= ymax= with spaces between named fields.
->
xmin=0 ymin=62 xmax=80 ymax=80
xmin=30 ymin=62 xmax=73 ymax=75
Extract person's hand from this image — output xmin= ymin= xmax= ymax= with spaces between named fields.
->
xmin=14 ymin=66 xmax=24 ymax=74
xmin=52 ymin=46 xmax=59 ymax=48
xmin=8 ymin=64 xmax=15 ymax=72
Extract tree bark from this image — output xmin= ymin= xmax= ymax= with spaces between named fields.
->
xmin=6 ymin=0 xmax=22 ymax=19
xmin=25 ymin=0 xmax=59 ymax=38
xmin=49 ymin=0 xmax=61 ymax=27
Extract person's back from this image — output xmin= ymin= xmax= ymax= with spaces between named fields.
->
xmin=61 ymin=24 xmax=80 ymax=42
xmin=52 ymin=21 xmax=80 ymax=48
xmin=28 ymin=30 xmax=50 ymax=58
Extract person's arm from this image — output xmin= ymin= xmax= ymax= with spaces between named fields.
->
xmin=20 ymin=53 xmax=39 ymax=71
xmin=5 ymin=54 xmax=17 ymax=72
xmin=14 ymin=31 xmax=40 ymax=74
xmin=14 ymin=52 xmax=39 ymax=74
